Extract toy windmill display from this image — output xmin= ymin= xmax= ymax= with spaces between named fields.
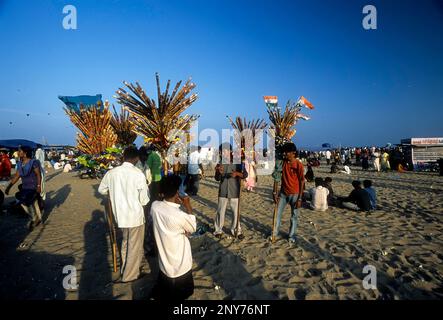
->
xmin=115 ymin=73 xmax=199 ymax=173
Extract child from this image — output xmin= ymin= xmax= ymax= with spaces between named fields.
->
xmin=363 ymin=180 xmax=377 ymax=210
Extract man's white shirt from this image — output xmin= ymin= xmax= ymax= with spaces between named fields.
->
xmin=309 ymin=186 xmax=329 ymax=211
xmin=150 ymin=200 xmax=196 ymax=278
xmin=98 ymin=162 xmax=149 ymax=228
xmin=188 ymin=150 xmax=202 ymax=175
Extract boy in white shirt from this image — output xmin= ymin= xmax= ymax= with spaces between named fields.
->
xmin=308 ymin=177 xmax=329 ymax=211
xmin=150 ymin=175 xmax=196 ymax=300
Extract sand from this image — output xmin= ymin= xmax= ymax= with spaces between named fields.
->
xmin=0 ymin=163 xmax=442 ymax=300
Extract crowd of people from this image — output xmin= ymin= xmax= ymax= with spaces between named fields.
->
xmin=298 ymin=146 xmax=412 ymax=173
xmin=0 ymin=140 xmax=438 ymax=301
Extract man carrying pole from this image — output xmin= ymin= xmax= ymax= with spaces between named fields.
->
xmin=270 ymin=143 xmax=305 ymax=244
xmin=99 ymin=146 xmax=149 ymax=283
xmin=213 ymin=143 xmax=247 ymax=240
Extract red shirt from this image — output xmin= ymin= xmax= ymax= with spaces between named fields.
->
xmin=281 ymin=159 xmax=305 ymax=195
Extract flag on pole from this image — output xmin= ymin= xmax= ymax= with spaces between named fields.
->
xmin=296 ymin=113 xmax=311 ymax=121
xmin=263 ymin=95 xmax=278 ymax=107
xmin=297 ymin=96 xmax=314 ymax=110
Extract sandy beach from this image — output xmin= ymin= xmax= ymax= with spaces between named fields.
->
xmin=0 ymin=163 xmax=442 ymax=300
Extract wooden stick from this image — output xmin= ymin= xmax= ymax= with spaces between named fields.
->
xmin=106 ymin=198 xmax=118 ymax=273
xmin=236 ymin=182 xmax=242 ymax=238
xmin=271 ymin=195 xmax=280 ymax=244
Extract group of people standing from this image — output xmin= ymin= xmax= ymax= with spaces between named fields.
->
xmin=96 ymin=142 xmax=303 ymax=300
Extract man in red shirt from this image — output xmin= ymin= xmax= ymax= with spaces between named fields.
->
xmin=272 ymin=143 xmax=305 ymax=243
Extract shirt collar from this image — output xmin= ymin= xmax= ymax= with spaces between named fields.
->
xmin=163 ymin=200 xmax=181 ymax=208
xmin=122 ymin=162 xmax=135 ymax=167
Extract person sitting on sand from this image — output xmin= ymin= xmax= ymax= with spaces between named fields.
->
xmin=323 ymin=177 xmax=336 ymax=206
xmin=341 ymin=165 xmax=351 ymax=175
xmin=330 ymin=162 xmax=339 ymax=174
xmin=213 ymin=143 xmax=247 ymax=240
xmin=341 ymin=180 xmax=371 ymax=212
xmin=307 ymin=177 xmax=329 ymax=211
xmin=271 ymin=143 xmax=305 ymax=243
xmin=98 ymin=146 xmax=149 ymax=283
xmin=150 ymin=175 xmax=196 ymax=300
xmin=363 ymin=180 xmax=377 ymax=210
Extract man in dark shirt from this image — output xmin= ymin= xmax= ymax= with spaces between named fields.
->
xmin=213 ymin=144 xmax=248 ymax=239
xmin=341 ymin=180 xmax=371 ymax=212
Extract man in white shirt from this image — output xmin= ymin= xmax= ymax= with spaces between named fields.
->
xmin=98 ymin=146 xmax=149 ymax=283
xmin=325 ymin=150 xmax=332 ymax=165
xmin=308 ymin=177 xmax=329 ymax=211
xmin=187 ymin=146 xmax=204 ymax=196
xmin=341 ymin=165 xmax=351 ymax=175
xmin=150 ymin=175 xmax=196 ymax=300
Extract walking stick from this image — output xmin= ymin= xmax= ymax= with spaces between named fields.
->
xmin=106 ymin=198 xmax=118 ymax=273
xmin=271 ymin=181 xmax=280 ymax=243
xmin=235 ymin=183 xmax=242 ymax=238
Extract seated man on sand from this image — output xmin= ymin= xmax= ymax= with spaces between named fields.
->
xmin=63 ymin=162 xmax=73 ymax=173
xmin=307 ymin=177 xmax=329 ymax=211
xmin=340 ymin=180 xmax=371 ymax=212
xmin=340 ymin=165 xmax=351 ymax=175
xmin=363 ymin=179 xmax=377 ymax=210
xmin=323 ymin=177 xmax=336 ymax=206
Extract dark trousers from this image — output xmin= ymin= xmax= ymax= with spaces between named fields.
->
xmin=152 ymin=269 xmax=194 ymax=301
xmin=149 ymin=181 xmax=161 ymax=202
xmin=186 ymin=174 xmax=200 ymax=196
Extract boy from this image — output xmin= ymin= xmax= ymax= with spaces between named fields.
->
xmin=341 ymin=180 xmax=371 ymax=212
xmin=363 ymin=180 xmax=377 ymax=210
xmin=271 ymin=143 xmax=305 ymax=243
xmin=150 ymin=175 xmax=196 ymax=300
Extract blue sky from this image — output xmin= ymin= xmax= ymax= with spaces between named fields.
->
xmin=0 ymin=0 xmax=442 ymax=148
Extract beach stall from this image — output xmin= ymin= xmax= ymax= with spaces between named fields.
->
xmin=400 ymin=137 xmax=443 ymax=171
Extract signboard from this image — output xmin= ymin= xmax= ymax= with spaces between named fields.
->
xmin=410 ymin=137 xmax=443 ymax=146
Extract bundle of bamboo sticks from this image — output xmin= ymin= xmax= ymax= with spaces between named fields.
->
xmin=226 ymin=116 xmax=267 ymax=149
xmin=115 ymin=73 xmax=199 ymax=158
xmin=266 ymin=100 xmax=312 ymax=147
xmin=64 ymin=103 xmax=117 ymax=155
xmin=109 ymin=102 xmax=137 ymax=147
